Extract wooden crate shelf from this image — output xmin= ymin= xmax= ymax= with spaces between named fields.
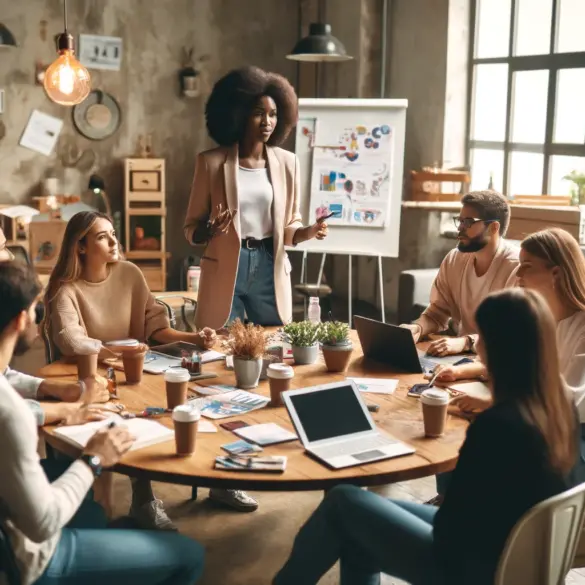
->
xmin=124 ymin=158 xmax=168 ymax=291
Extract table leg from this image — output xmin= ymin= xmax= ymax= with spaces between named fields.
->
xmin=190 ymin=486 xmax=198 ymax=501
xmin=378 ymin=255 xmax=386 ymax=323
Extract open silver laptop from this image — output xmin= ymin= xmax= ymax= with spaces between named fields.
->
xmin=282 ymin=381 xmax=415 ymax=469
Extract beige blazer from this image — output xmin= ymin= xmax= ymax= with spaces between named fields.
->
xmin=184 ymin=144 xmax=303 ymax=330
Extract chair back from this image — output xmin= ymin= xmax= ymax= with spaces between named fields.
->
xmin=495 ymin=482 xmax=585 ymax=585
xmin=0 ymin=523 xmax=21 ymax=585
xmin=6 ymin=244 xmax=30 ymax=265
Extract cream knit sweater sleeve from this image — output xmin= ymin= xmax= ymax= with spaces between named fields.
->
xmin=51 ymin=289 xmax=102 ymax=357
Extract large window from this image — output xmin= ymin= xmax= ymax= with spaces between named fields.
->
xmin=468 ymin=0 xmax=585 ymax=197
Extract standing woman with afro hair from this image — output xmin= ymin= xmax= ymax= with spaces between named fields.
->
xmin=184 ymin=66 xmax=328 ymax=330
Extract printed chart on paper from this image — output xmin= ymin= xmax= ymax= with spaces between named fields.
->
xmin=305 ymin=121 xmax=394 ymax=228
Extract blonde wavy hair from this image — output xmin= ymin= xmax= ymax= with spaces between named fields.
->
xmin=521 ymin=227 xmax=585 ymax=313
xmin=41 ymin=211 xmax=122 ymax=355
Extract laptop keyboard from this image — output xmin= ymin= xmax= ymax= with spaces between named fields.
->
xmin=313 ymin=435 xmax=397 ymax=460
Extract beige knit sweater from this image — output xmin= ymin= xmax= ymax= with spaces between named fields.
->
xmin=48 ymin=261 xmax=170 ymax=358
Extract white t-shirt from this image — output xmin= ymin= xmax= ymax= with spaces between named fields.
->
xmin=237 ymin=166 xmax=273 ymax=240
xmin=557 ymin=311 xmax=585 ymax=422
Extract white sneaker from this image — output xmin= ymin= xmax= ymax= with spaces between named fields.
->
xmin=208 ymin=488 xmax=259 ymax=512
xmin=129 ymin=498 xmax=177 ymax=530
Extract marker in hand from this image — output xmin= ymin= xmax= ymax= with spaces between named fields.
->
xmin=318 ymin=211 xmax=335 ymax=222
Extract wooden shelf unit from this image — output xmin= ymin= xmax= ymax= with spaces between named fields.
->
xmin=124 ymin=158 xmax=167 ymax=291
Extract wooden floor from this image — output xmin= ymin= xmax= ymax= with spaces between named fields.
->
xmin=11 ymin=338 xmax=585 ymax=585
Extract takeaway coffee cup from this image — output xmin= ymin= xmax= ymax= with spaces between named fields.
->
xmin=77 ymin=353 xmax=98 ymax=379
xmin=164 ymin=368 xmax=191 ymax=410
xmin=172 ymin=404 xmax=200 ymax=455
xmin=122 ymin=343 xmax=148 ymax=384
xmin=267 ymin=364 xmax=294 ymax=407
xmin=420 ymin=388 xmax=450 ymax=437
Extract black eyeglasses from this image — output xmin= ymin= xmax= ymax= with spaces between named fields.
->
xmin=452 ymin=216 xmax=497 ymax=230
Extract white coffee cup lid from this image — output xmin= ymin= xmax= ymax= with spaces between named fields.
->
xmin=420 ymin=388 xmax=450 ymax=406
xmin=267 ymin=363 xmax=294 ymax=379
xmin=164 ymin=368 xmax=191 ymax=383
xmin=172 ymin=404 xmax=200 ymax=423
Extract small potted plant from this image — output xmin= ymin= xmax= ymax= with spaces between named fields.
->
xmin=282 ymin=321 xmax=321 ymax=365
xmin=225 ymin=319 xmax=266 ymax=389
xmin=320 ymin=321 xmax=353 ymax=372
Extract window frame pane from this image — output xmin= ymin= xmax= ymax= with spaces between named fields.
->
xmin=466 ymin=0 xmax=585 ymax=198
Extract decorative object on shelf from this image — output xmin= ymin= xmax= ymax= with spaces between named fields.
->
xmin=43 ymin=0 xmax=91 ymax=106
xmin=225 ymin=319 xmax=266 ymax=390
xmin=319 ymin=321 xmax=353 ymax=373
xmin=72 ymin=90 xmax=121 ymax=140
xmin=0 ymin=23 xmax=17 ymax=48
xmin=282 ymin=321 xmax=322 ymax=365
xmin=135 ymin=134 xmax=154 ymax=158
xmin=178 ymin=48 xmax=210 ymax=98
xmin=124 ymin=158 xmax=167 ymax=291
xmin=133 ymin=226 xmax=160 ymax=251
xmin=78 ymin=34 xmax=123 ymax=71
xmin=19 ymin=110 xmax=64 ymax=156
xmin=86 ymin=174 xmax=112 ymax=217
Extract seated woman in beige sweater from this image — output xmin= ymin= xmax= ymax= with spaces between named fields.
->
xmin=43 ymin=211 xmax=258 ymax=517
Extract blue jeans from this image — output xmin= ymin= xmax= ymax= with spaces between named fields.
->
xmin=229 ymin=244 xmax=282 ymax=326
xmin=33 ymin=463 xmax=205 ymax=585
xmin=274 ymin=485 xmax=443 ymax=585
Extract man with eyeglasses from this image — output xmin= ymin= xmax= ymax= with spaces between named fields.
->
xmin=400 ymin=190 xmax=519 ymax=357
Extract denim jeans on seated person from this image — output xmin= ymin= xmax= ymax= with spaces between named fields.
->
xmin=34 ymin=461 xmax=205 ymax=585
xmin=229 ymin=244 xmax=282 ymax=326
xmin=274 ymin=484 xmax=444 ymax=585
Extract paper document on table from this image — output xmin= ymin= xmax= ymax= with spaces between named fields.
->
xmin=201 ymin=350 xmax=225 ymax=363
xmin=197 ymin=419 xmax=217 ymax=433
xmin=188 ymin=389 xmax=269 ymax=419
xmin=52 ymin=415 xmax=174 ymax=451
xmin=347 ymin=377 xmax=398 ymax=394
xmin=447 ymin=381 xmax=491 ymax=401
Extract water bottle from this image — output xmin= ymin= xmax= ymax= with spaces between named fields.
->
xmin=308 ymin=297 xmax=321 ymax=324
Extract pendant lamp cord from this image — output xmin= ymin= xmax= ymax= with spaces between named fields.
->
xmin=63 ymin=0 xmax=68 ymax=32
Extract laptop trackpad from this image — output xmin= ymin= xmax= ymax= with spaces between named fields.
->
xmin=352 ymin=449 xmax=386 ymax=462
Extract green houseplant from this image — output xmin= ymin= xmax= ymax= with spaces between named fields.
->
xmin=319 ymin=321 xmax=353 ymax=373
xmin=225 ymin=319 xmax=266 ymax=389
xmin=563 ymin=170 xmax=585 ymax=206
xmin=282 ymin=321 xmax=321 ymax=365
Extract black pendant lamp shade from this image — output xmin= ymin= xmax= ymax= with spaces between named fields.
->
xmin=287 ymin=23 xmax=352 ymax=62
xmin=0 ymin=23 xmax=16 ymax=48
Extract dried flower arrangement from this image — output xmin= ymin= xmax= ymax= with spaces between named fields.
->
xmin=224 ymin=319 xmax=266 ymax=360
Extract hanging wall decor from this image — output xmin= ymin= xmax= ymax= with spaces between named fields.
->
xmin=72 ymin=89 xmax=121 ymax=140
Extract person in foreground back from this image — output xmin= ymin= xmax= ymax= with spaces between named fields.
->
xmin=0 ymin=262 xmax=204 ymax=585
xmin=274 ymin=288 xmax=578 ymax=585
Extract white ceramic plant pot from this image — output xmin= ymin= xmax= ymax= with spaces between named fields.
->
xmin=292 ymin=343 xmax=319 ymax=365
xmin=233 ymin=357 xmax=262 ymax=389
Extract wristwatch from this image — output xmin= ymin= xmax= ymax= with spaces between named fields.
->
xmin=80 ymin=454 xmax=103 ymax=477
xmin=465 ymin=335 xmax=476 ymax=352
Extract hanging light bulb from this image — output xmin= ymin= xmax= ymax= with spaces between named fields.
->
xmin=43 ymin=0 xmax=91 ymax=106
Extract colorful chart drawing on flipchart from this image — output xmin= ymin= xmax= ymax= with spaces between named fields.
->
xmin=308 ymin=122 xmax=393 ymax=228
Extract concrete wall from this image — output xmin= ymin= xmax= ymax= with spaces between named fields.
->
xmin=0 ymin=0 xmax=298 ymax=284
xmin=0 ymin=0 xmax=469 ymax=317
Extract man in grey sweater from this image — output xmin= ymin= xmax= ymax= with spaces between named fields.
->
xmin=0 ymin=262 xmax=205 ymax=584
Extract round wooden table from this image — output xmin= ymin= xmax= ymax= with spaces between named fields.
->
xmin=39 ymin=333 xmax=468 ymax=492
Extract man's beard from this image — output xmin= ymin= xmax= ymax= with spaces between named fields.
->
xmin=457 ymin=231 xmax=489 ymax=253
xmin=14 ymin=325 xmax=37 ymax=356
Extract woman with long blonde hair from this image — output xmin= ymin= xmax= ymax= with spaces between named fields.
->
xmin=43 ymin=211 xmax=254 ymax=524
xmin=274 ymin=289 xmax=579 ymax=585
xmin=432 ymin=228 xmax=585 ymax=416
xmin=43 ymin=211 xmax=215 ymax=361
